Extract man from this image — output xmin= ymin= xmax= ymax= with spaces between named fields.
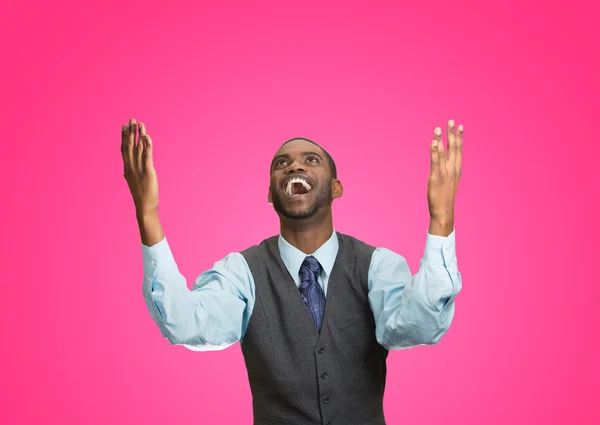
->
xmin=121 ymin=118 xmax=463 ymax=425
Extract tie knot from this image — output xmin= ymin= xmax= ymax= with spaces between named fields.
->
xmin=301 ymin=255 xmax=322 ymax=275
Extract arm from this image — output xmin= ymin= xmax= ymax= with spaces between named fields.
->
xmin=120 ymin=118 xmax=254 ymax=350
xmin=370 ymin=119 xmax=464 ymax=349
xmin=368 ymin=229 xmax=461 ymax=350
xmin=142 ymin=236 xmax=255 ymax=351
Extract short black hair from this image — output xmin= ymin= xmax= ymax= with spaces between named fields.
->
xmin=277 ymin=137 xmax=337 ymax=179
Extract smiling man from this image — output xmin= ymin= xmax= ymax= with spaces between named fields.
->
xmin=122 ymin=119 xmax=463 ymax=425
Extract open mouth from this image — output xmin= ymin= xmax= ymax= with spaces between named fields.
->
xmin=285 ymin=177 xmax=312 ymax=196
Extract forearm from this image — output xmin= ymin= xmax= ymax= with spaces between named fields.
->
xmin=143 ymin=265 xmax=230 ymax=347
xmin=428 ymin=215 xmax=454 ymax=237
xmin=370 ymin=230 xmax=461 ymax=350
xmin=375 ymin=271 xmax=459 ymax=350
xmin=379 ymin=271 xmax=460 ymax=349
xmin=142 ymin=239 xmax=250 ymax=349
xmin=137 ymin=211 xmax=165 ymax=246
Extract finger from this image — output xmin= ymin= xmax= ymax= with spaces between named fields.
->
xmin=142 ymin=132 xmax=154 ymax=169
xmin=120 ymin=123 xmax=129 ymax=154
xmin=455 ymin=124 xmax=463 ymax=172
xmin=136 ymin=121 xmax=145 ymax=165
xmin=434 ymin=126 xmax=447 ymax=167
xmin=128 ymin=118 xmax=137 ymax=150
xmin=121 ymin=123 xmax=133 ymax=169
xmin=447 ymin=119 xmax=456 ymax=166
xmin=430 ymin=139 xmax=440 ymax=169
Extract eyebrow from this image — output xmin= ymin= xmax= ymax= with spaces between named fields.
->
xmin=271 ymin=151 xmax=324 ymax=168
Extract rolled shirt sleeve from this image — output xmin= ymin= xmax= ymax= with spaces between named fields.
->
xmin=368 ymin=228 xmax=462 ymax=350
xmin=142 ymin=237 xmax=255 ymax=351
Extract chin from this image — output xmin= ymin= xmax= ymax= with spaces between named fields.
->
xmin=279 ymin=206 xmax=317 ymax=220
xmin=272 ymin=189 xmax=331 ymax=220
xmin=273 ymin=201 xmax=318 ymax=220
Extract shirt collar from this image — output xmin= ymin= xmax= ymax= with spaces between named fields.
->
xmin=278 ymin=230 xmax=339 ymax=279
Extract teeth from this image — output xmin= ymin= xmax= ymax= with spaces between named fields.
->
xmin=285 ymin=177 xmax=312 ymax=195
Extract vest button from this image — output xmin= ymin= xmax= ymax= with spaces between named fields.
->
xmin=321 ymin=372 xmax=328 ymax=379
xmin=318 ymin=347 xmax=325 ymax=354
xmin=323 ymin=396 xmax=330 ymax=404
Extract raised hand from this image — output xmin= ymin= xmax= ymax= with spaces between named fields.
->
xmin=427 ymin=119 xmax=463 ymax=236
xmin=121 ymin=118 xmax=159 ymax=218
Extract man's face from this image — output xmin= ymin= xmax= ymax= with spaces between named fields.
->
xmin=268 ymin=139 xmax=338 ymax=220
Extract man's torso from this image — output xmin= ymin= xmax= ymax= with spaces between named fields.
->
xmin=240 ymin=232 xmax=388 ymax=425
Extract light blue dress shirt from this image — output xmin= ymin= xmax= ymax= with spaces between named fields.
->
xmin=142 ymin=229 xmax=461 ymax=352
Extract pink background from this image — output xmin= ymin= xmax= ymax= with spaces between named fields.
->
xmin=1 ymin=0 xmax=599 ymax=423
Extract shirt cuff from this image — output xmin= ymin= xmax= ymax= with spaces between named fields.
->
xmin=423 ymin=227 xmax=457 ymax=267
xmin=142 ymin=236 xmax=177 ymax=275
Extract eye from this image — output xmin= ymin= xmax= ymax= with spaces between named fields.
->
xmin=306 ymin=156 xmax=319 ymax=163
xmin=276 ymin=159 xmax=289 ymax=167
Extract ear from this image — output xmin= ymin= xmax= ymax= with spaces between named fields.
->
xmin=268 ymin=187 xmax=273 ymax=204
xmin=332 ymin=179 xmax=343 ymax=199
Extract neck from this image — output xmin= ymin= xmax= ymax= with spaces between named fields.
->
xmin=279 ymin=210 xmax=334 ymax=254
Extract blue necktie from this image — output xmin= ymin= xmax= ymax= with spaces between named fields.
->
xmin=299 ymin=256 xmax=326 ymax=333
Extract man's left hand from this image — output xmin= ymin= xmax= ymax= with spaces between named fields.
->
xmin=427 ymin=120 xmax=463 ymax=237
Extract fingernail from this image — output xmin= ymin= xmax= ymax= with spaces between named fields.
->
xmin=458 ymin=124 xmax=464 ymax=132
xmin=449 ymin=119 xmax=455 ymax=128
xmin=435 ymin=127 xmax=442 ymax=136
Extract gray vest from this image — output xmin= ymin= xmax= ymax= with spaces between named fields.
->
xmin=240 ymin=232 xmax=389 ymax=425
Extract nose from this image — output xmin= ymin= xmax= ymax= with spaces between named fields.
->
xmin=285 ymin=158 xmax=306 ymax=174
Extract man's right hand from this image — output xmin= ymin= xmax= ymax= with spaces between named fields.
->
xmin=122 ymin=118 xmax=158 ymax=217
xmin=121 ymin=118 xmax=164 ymax=245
